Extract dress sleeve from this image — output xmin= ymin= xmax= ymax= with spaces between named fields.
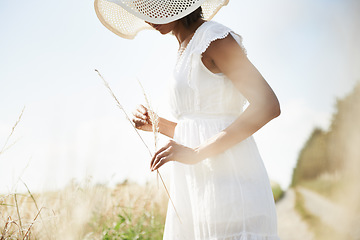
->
xmin=185 ymin=22 xmax=247 ymax=111
xmin=191 ymin=21 xmax=247 ymax=56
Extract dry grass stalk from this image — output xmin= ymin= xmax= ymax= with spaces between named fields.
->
xmin=137 ymin=78 xmax=160 ymax=187
xmin=21 ymin=181 xmax=50 ymax=238
xmin=14 ymin=194 xmax=23 ymax=238
xmin=11 ymin=160 xmax=31 ymax=193
xmin=137 ymin=78 xmax=160 ymax=150
xmin=0 ymin=106 xmax=25 ymax=156
xmin=1 ymin=216 xmax=21 ymax=240
xmin=22 ymin=208 xmax=43 ymax=240
xmin=95 ymin=69 xmax=152 ymax=157
xmin=1 ymin=189 xmax=46 ymax=239
xmin=1 ymin=181 xmax=168 ymax=239
xmin=137 ymin=79 xmax=182 ymax=223
xmin=95 ymin=69 xmax=181 ymax=223
xmin=1 ymin=140 xmax=20 ymax=156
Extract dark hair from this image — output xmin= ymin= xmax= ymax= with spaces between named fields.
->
xmin=180 ymin=7 xmax=203 ymax=28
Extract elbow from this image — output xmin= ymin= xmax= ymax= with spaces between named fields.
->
xmin=251 ymin=96 xmax=281 ymax=122
xmin=261 ymin=97 xmax=280 ymax=120
xmin=270 ymin=99 xmax=281 ymax=119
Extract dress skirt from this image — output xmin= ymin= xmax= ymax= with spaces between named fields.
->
xmin=162 ymin=115 xmax=280 ymax=240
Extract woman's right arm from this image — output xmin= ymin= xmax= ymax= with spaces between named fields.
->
xmin=132 ymin=104 xmax=177 ymax=138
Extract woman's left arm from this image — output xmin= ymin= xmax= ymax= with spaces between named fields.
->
xmin=150 ymin=35 xmax=280 ymax=171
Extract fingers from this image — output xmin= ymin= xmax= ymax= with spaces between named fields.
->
xmin=152 ymin=155 xmax=172 ymax=171
xmin=138 ymin=104 xmax=148 ymax=115
xmin=151 ymin=141 xmax=171 ymax=167
xmin=133 ymin=111 xmax=148 ymax=122
xmin=132 ymin=118 xmax=147 ymax=129
xmin=139 ymin=104 xmax=158 ymax=120
xmin=132 ymin=116 xmax=147 ymax=129
xmin=151 ymin=150 xmax=173 ymax=171
xmin=133 ymin=106 xmax=148 ymax=120
xmin=132 ymin=105 xmax=150 ymax=129
xmin=151 ymin=140 xmax=175 ymax=171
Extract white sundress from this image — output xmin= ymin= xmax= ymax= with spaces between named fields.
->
xmin=163 ymin=21 xmax=280 ymax=240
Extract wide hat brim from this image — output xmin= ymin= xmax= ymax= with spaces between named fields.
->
xmin=94 ymin=0 xmax=229 ymax=39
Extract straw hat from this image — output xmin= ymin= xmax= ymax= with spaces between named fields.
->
xmin=94 ymin=0 xmax=229 ymax=39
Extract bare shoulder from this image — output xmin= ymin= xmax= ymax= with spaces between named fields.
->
xmin=205 ymin=33 xmax=246 ymax=55
xmin=202 ymin=34 xmax=248 ymax=67
xmin=202 ymin=33 xmax=250 ymax=76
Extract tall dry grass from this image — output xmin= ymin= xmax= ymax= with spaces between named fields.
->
xmin=296 ymin=83 xmax=360 ymax=240
xmin=0 ymin=105 xmax=168 ymax=239
xmin=95 ymin=69 xmax=181 ymax=223
xmin=0 ymin=181 xmax=168 ymax=239
xmin=330 ymin=117 xmax=360 ymax=239
xmin=318 ymin=84 xmax=360 ymax=240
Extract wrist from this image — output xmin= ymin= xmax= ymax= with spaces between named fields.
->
xmin=193 ymin=146 xmax=206 ymax=163
xmin=158 ymin=117 xmax=177 ymax=138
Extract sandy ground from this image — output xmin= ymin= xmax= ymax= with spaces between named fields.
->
xmin=276 ymin=189 xmax=314 ymax=240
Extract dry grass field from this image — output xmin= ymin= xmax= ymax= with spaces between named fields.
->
xmin=0 ymin=181 xmax=168 ymax=240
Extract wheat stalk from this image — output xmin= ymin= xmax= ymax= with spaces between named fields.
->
xmin=1 ymin=216 xmax=21 ymax=240
xmin=14 ymin=193 xmax=23 ymax=238
xmin=22 ymin=207 xmax=43 ymax=240
xmin=136 ymin=79 xmax=159 ymax=150
xmin=137 ymin=79 xmax=182 ymax=223
xmin=137 ymin=79 xmax=160 ymax=187
xmin=95 ymin=69 xmax=181 ymax=223
xmin=0 ymin=106 xmax=25 ymax=156
xmin=21 ymin=180 xmax=51 ymax=238
xmin=95 ymin=70 xmax=152 ymax=157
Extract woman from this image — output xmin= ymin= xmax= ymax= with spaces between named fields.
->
xmin=95 ymin=1 xmax=281 ymax=239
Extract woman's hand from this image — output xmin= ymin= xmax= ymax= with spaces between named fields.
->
xmin=150 ymin=140 xmax=202 ymax=171
xmin=132 ymin=104 xmax=178 ymax=138
xmin=132 ymin=104 xmax=153 ymax=132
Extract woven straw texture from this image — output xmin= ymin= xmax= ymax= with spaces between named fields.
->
xmin=94 ymin=0 xmax=229 ymax=39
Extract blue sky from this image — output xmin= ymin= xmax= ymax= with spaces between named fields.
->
xmin=0 ymin=0 xmax=359 ymax=192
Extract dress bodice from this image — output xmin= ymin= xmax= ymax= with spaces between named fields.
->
xmin=169 ymin=21 xmax=247 ymax=120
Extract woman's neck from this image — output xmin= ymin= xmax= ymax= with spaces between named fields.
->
xmin=172 ymin=19 xmax=206 ymax=48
